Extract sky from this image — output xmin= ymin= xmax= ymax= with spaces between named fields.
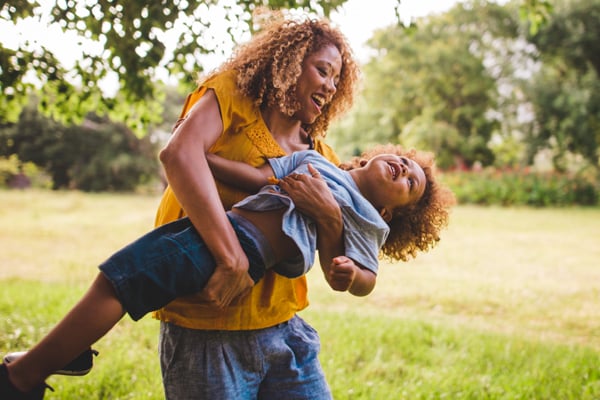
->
xmin=331 ymin=0 xmax=460 ymax=62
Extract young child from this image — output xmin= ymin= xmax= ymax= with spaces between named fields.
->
xmin=1 ymin=144 xmax=454 ymax=398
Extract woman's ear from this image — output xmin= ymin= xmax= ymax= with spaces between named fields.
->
xmin=379 ymin=207 xmax=392 ymax=223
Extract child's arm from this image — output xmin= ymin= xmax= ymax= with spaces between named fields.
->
xmin=206 ymin=153 xmax=275 ymax=192
xmin=277 ymin=163 xmax=375 ymax=296
xmin=325 ymin=256 xmax=376 ymax=296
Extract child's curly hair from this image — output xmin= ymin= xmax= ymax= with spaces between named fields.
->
xmin=339 ymin=144 xmax=456 ymax=262
xmin=210 ymin=15 xmax=360 ymax=139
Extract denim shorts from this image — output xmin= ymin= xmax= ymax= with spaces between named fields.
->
xmin=99 ymin=215 xmax=268 ymax=321
xmin=159 ymin=315 xmax=332 ymax=400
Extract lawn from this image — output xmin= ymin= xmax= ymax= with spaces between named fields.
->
xmin=1 ymin=190 xmax=599 ymax=399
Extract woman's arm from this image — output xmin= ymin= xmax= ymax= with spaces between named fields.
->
xmin=206 ymin=153 xmax=274 ymax=193
xmin=278 ymin=164 xmax=377 ymax=296
xmin=209 ymin=155 xmax=375 ymax=293
xmin=159 ymin=90 xmax=254 ymax=308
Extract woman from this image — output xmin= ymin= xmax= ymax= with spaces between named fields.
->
xmin=155 ymin=16 xmax=360 ymax=400
xmin=1 ymin=16 xmax=361 ymax=400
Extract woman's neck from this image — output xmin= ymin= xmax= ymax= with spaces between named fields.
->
xmin=261 ymin=108 xmax=309 ymax=154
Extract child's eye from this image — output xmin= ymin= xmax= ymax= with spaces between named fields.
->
xmin=408 ymin=178 xmax=414 ymax=189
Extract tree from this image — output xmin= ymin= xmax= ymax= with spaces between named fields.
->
xmin=0 ymin=0 xmax=362 ymax=134
xmin=0 ymin=102 xmax=159 ymax=191
xmin=1 ymin=0 xmax=552 ymax=136
xmin=523 ymin=64 xmax=600 ymax=172
xmin=523 ymin=0 xmax=600 ymax=170
xmin=330 ymin=0 xmax=519 ymax=168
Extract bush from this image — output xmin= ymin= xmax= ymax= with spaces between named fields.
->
xmin=442 ymin=168 xmax=600 ymax=207
xmin=0 ymin=155 xmax=52 ymax=189
xmin=1 ymin=107 xmax=160 ymax=192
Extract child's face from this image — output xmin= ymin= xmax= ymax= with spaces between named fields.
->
xmin=362 ymin=154 xmax=426 ymax=218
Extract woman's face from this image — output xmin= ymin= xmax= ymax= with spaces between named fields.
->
xmin=293 ymin=44 xmax=342 ymax=124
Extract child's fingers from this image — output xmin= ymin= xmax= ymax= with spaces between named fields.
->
xmin=329 ymin=263 xmax=356 ymax=281
xmin=331 ymin=255 xmax=352 ymax=265
xmin=331 ymin=256 xmax=353 ymax=271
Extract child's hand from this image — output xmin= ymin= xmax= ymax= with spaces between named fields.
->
xmin=326 ymin=256 xmax=358 ymax=292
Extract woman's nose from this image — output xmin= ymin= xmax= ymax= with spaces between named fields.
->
xmin=324 ymin=77 xmax=336 ymax=93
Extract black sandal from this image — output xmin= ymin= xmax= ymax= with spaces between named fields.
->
xmin=3 ymin=348 xmax=99 ymax=376
xmin=0 ymin=363 xmax=53 ymax=400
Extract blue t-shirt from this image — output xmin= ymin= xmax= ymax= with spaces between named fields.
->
xmin=233 ymin=150 xmax=389 ymax=278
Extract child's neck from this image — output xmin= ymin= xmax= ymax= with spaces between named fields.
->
xmin=348 ymin=169 xmax=373 ymax=205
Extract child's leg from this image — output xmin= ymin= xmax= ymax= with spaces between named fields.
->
xmin=5 ymin=273 xmax=124 ymax=393
xmin=4 ymin=215 xmax=262 ymax=392
xmin=4 ymin=217 xmax=219 ymax=392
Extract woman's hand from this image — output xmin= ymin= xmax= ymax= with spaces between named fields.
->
xmin=277 ymin=163 xmax=338 ymax=220
xmin=199 ymin=256 xmax=255 ymax=308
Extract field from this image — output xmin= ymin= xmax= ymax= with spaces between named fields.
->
xmin=1 ymin=190 xmax=599 ymax=399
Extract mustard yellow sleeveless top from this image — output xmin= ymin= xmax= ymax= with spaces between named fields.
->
xmin=152 ymin=70 xmax=340 ymax=330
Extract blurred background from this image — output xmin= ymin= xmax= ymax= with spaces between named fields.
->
xmin=1 ymin=0 xmax=598 ymax=206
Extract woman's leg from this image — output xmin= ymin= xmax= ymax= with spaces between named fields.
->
xmin=5 ymin=273 xmax=124 ymax=392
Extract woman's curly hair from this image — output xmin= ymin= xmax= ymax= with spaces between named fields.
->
xmin=340 ymin=144 xmax=456 ymax=262
xmin=209 ymin=15 xmax=360 ymax=138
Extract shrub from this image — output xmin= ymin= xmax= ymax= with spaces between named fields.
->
xmin=442 ymin=168 xmax=600 ymax=207
xmin=0 ymin=155 xmax=52 ymax=189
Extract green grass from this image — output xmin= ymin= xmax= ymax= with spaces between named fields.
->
xmin=1 ymin=190 xmax=599 ymax=399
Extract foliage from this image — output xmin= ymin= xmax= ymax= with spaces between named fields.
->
xmin=522 ymin=63 xmax=600 ymax=172
xmin=0 ymin=154 xmax=51 ymax=189
xmin=519 ymin=0 xmax=553 ymax=34
xmin=529 ymin=0 xmax=600 ymax=79
xmin=442 ymin=167 xmax=600 ymax=206
xmin=3 ymin=0 xmax=597 ymax=179
xmin=327 ymin=0 xmax=599 ymax=177
xmin=0 ymin=103 xmax=160 ymax=191
xmin=0 ymin=0 xmax=553 ymax=137
xmin=521 ymin=0 xmax=600 ymax=171
xmin=0 ymin=0 xmax=359 ymax=134
xmin=329 ymin=0 xmax=519 ymax=169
